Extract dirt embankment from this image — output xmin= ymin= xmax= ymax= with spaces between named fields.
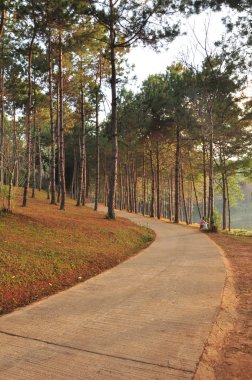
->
xmin=194 ymin=233 xmax=252 ymax=380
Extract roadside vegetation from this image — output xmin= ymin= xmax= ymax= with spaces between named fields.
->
xmin=0 ymin=191 xmax=154 ymax=315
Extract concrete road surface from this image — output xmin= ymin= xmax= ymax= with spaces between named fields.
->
xmin=0 ymin=208 xmax=226 ymax=380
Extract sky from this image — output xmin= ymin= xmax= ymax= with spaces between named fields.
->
xmin=126 ymin=9 xmax=229 ymax=90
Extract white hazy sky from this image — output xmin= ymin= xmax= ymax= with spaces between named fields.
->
xmin=126 ymin=9 xmax=229 ymax=90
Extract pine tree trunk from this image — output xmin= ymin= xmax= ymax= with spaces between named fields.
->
xmin=107 ymin=6 xmax=118 ymax=219
xmin=156 ymin=142 xmax=160 ymax=219
xmin=49 ymin=29 xmax=56 ymax=204
xmin=56 ymin=80 xmax=61 ymax=203
xmin=94 ymin=92 xmax=100 ymax=211
xmin=76 ymin=88 xmax=86 ymax=207
xmin=208 ymin=122 xmax=214 ymax=228
xmin=12 ymin=105 xmax=18 ymax=187
xmin=142 ymin=150 xmax=146 ymax=215
xmin=150 ymin=150 xmax=155 ymax=218
xmin=181 ymin=163 xmax=189 ymax=224
xmin=0 ymin=66 xmax=4 ymax=186
xmin=23 ymin=28 xmax=36 ymax=207
xmin=174 ymin=125 xmax=180 ymax=223
xmin=202 ymin=136 xmax=207 ymax=218
xmin=59 ymin=31 xmax=66 ymax=210
xmin=71 ymin=145 xmax=77 ymax=199
xmin=188 ymin=153 xmax=201 ymax=219
xmin=169 ymin=169 xmax=174 ymax=221
xmin=31 ymin=107 xmax=36 ymax=198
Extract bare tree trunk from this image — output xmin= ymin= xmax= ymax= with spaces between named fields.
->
xmin=0 ymin=8 xmax=6 ymax=40
xmin=150 ymin=150 xmax=155 ymax=218
xmin=169 ymin=168 xmax=174 ymax=221
xmin=107 ymin=4 xmax=118 ymax=219
xmin=12 ymin=105 xmax=18 ymax=187
xmin=56 ymin=79 xmax=61 ymax=203
xmin=23 ymin=25 xmax=36 ymax=207
xmin=76 ymin=88 xmax=86 ymax=207
xmin=188 ymin=153 xmax=201 ymax=219
xmin=174 ymin=125 xmax=180 ymax=223
xmin=31 ymin=105 xmax=36 ymax=198
xmin=59 ymin=31 xmax=66 ymax=210
xmin=156 ymin=141 xmax=160 ymax=219
xmin=208 ymin=122 xmax=214 ymax=228
xmin=142 ymin=149 xmax=146 ymax=215
xmin=94 ymin=92 xmax=100 ymax=210
xmin=202 ymin=136 xmax=207 ymax=218
xmin=49 ymin=28 xmax=56 ymax=204
xmin=181 ymin=163 xmax=189 ymax=224
xmin=0 ymin=65 xmax=4 ymax=186
xmin=71 ymin=145 xmax=77 ymax=199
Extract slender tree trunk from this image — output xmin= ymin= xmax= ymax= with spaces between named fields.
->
xmin=0 ymin=65 xmax=4 ymax=186
xmin=12 ymin=105 xmax=18 ymax=187
xmin=71 ymin=145 xmax=77 ymax=199
xmin=202 ymin=136 xmax=207 ymax=218
xmin=174 ymin=125 xmax=180 ymax=223
xmin=222 ymin=171 xmax=227 ymax=230
xmin=94 ymin=92 xmax=100 ymax=211
xmin=142 ymin=150 xmax=146 ymax=215
xmin=181 ymin=163 xmax=189 ymax=224
xmin=0 ymin=8 xmax=6 ymax=41
xmin=223 ymin=155 xmax=231 ymax=231
xmin=107 ymin=5 xmax=118 ymax=219
xmin=225 ymin=174 xmax=231 ymax=232
xmin=49 ymin=29 xmax=56 ymax=204
xmin=169 ymin=169 xmax=174 ymax=221
xmin=188 ymin=153 xmax=201 ymax=219
xmin=156 ymin=142 xmax=160 ymax=219
xmin=56 ymin=79 xmax=61 ymax=203
xmin=37 ymin=125 xmax=42 ymax=190
xmin=23 ymin=27 xmax=36 ymax=207
xmin=208 ymin=121 xmax=214 ymax=228
xmin=31 ymin=106 xmax=36 ymax=198
xmin=150 ymin=150 xmax=155 ymax=218
xmin=76 ymin=88 xmax=86 ymax=206
xmin=59 ymin=31 xmax=66 ymax=210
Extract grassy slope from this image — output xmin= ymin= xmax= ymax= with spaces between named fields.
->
xmin=0 ymin=191 xmax=154 ymax=314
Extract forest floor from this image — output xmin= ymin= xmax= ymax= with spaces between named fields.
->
xmin=195 ymin=230 xmax=252 ymax=380
xmin=0 ymin=191 xmax=154 ymax=315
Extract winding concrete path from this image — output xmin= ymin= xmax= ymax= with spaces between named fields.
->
xmin=0 ymin=208 xmax=226 ymax=380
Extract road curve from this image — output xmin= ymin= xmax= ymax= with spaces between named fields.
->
xmin=0 ymin=208 xmax=226 ymax=380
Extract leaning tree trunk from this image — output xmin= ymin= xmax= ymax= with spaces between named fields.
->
xmin=49 ymin=28 xmax=56 ymax=204
xmin=58 ymin=31 xmax=66 ymax=210
xmin=107 ymin=11 xmax=118 ymax=219
xmin=23 ymin=27 xmax=36 ymax=207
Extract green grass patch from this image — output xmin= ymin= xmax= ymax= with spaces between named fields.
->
xmin=223 ymin=229 xmax=252 ymax=237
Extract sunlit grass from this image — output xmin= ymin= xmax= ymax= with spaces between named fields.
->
xmin=0 ymin=189 xmax=154 ymax=314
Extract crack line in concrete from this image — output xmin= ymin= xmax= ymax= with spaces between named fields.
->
xmin=0 ymin=330 xmax=193 ymax=374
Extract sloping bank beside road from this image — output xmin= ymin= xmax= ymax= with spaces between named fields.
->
xmin=0 ymin=207 xmax=226 ymax=379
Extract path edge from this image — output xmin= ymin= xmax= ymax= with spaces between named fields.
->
xmin=193 ymin=235 xmax=238 ymax=380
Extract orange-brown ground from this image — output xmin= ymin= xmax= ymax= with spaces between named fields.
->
xmin=0 ymin=191 xmax=154 ymax=315
xmin=195 ymin=232 xmax=252 ymax=380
